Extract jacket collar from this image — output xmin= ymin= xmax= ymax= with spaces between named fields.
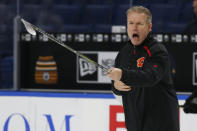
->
xmin=128 ymin=33 xmax=155 ymax=57
xmin=128 ymin=33 xmax=155 ymax=49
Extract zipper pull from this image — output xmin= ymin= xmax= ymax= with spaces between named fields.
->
xmin=133 ymin=46 xmax=136 ymax=55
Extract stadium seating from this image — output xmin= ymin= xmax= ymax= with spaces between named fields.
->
xmin=0 ymin=24 xmax=7 ymax=35
xmin=18 ymin=1 xmax=195 ymax=33
xmin=0 ymin=51 xmax=13 ymax=89
xmin=165 ymin=23 xmax=187 ymax=33
xmin=20 ymin=4 xmax=42 ymax=23
xmin=93 ymin=24 xmax=112 ymax=33
xmin=81 ymin=5 xmax=113 ymax=25
xmin=0 ymin=4 xmax=15 ymax=25
xmin=63 ymin=24 xmax=92 ymax=33
xmin=112 ymin=4 xmax=130 ymax=25
xmin=152 ymin=22 xmax=164 ymax=33
xmin=179 ymin=2 xmax=195 ymax=24
xmin=150 ymin=4 xmax=181 ymax=24
xmin=53 ymin=5 xmax=82 ymax=24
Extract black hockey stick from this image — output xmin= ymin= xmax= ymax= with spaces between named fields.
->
xmin=21 ymin=18 xmax=110 ymax=72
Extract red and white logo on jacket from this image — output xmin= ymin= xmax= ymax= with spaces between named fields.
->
xmin=137 ymin=57 xmax=145 ymax=67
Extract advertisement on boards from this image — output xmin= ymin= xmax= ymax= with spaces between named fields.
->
xmin=0 ymin=92 xmax=197 ymax=131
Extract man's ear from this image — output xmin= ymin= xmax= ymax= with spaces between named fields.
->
xmin=148 ymin=23 xmax=152 ymax=32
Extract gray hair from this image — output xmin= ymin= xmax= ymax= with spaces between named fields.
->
xmin=126 ymin=6 xmax=152 ymax=24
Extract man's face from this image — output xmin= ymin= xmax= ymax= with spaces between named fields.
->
xmin=193 ymin=0 xmax=197 ymax=17
xmin=127 ymin=12 xmax=152 ymax=46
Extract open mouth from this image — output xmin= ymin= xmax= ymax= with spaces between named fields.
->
xmin=133 ymin=33 xmax=139 ymax=38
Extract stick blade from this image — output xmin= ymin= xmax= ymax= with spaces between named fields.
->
xmin=21 ymin=18 xmax=36 ymax=36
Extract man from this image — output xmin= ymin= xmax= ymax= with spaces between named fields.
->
xmin=107 ymin=6 xmax=180 ymax=131
xmin=184 ymin=0 xmax=197 ymax=33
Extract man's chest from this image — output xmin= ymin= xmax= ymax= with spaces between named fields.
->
xmin=119 ymin=48 xmax=149 ymax=70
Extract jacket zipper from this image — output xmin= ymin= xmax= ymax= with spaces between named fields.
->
xmin=133 ymin=46 xmax=136 ymax=55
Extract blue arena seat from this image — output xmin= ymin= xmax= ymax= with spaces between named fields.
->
xmin=0 ymin=24 xmax=7 ymax=35
xmin=41 ymin=0 xmax=69 ymax=4
xmin=21 ymin=5 xmax=42 ymax=23
xmin=151 ymin=22 xmax=164 ymax=33
xmin=22 ymin=0 xmax=41 ymax=4
xmin=166 ymin=4 xmax=181 ymax=23
xmin=0 ymin=0 xmax=7 ymax=4
xmin=53 ymin=5 xmax=82 ymax=25
xmin=81 ymin=5 xmax=113 ymax=25
xmin=145 ymin=0 xmax=166 ymax=4
xmin=66 ymin=0 xmax=89 ymax=5
xmin=150 ymin=4 xmax=181 ymax=24
xmin=0 ymin=35 xmax=12 ymax=51
xmin=112 ymin=4 xmax=130 ymax=25
xmin=133 ymin=0 xmax=149 ymax=4
xmin=0 ymin=56 xmax=13 ymax=89
xmin=93 ymin=24 xmax=112 ymax=33
xmin=165 ymin=23 xmax=186 ymax=33
xmin=63 ymin=24 xmax=92 ymax=33
xmin=67 ymin=0 xmax=129 ymax=5
xmin=36 ymin=25 xmax=63 ymax=32
xmin=166 ymin=0 xmax=181 ymax=4
xmin=113 ymin=0 xmax=130 ymax=4
xmin=179 ymin=2 xmax=195 ymax=23
xmin=0 ymin=4 xmax=15 ymax=25
xmin=133 ymin=0 xmax=168 ymax=4
xmin=36 ymin=10 xmax=64 ymax=28
xmin=21 ymin=4 xmax=64 ymax=27
xmin=0 ymin=24 xmax=12 ymax=52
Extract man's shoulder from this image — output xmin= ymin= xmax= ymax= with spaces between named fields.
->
xmin=149 ymin=42 xmax=168 ymax=55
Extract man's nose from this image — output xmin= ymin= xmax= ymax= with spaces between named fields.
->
xmin=133 ymin=24 xmax=138 ymax=30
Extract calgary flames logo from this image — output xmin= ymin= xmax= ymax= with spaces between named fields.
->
xmin=137 ymin=57 xmax=145 ymax=67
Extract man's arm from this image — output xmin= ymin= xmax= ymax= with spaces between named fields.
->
xmin=110 ymin=49 xmax=132 ymax=95
xmin=108 ymin=44 xmax=170 ymax=87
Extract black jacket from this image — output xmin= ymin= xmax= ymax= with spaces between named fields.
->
xmin=112 ymin=35 xmax=180 ymax=131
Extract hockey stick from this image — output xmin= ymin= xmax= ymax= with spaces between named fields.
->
xmin=21 ymin=18 xmax=110 ymax=72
